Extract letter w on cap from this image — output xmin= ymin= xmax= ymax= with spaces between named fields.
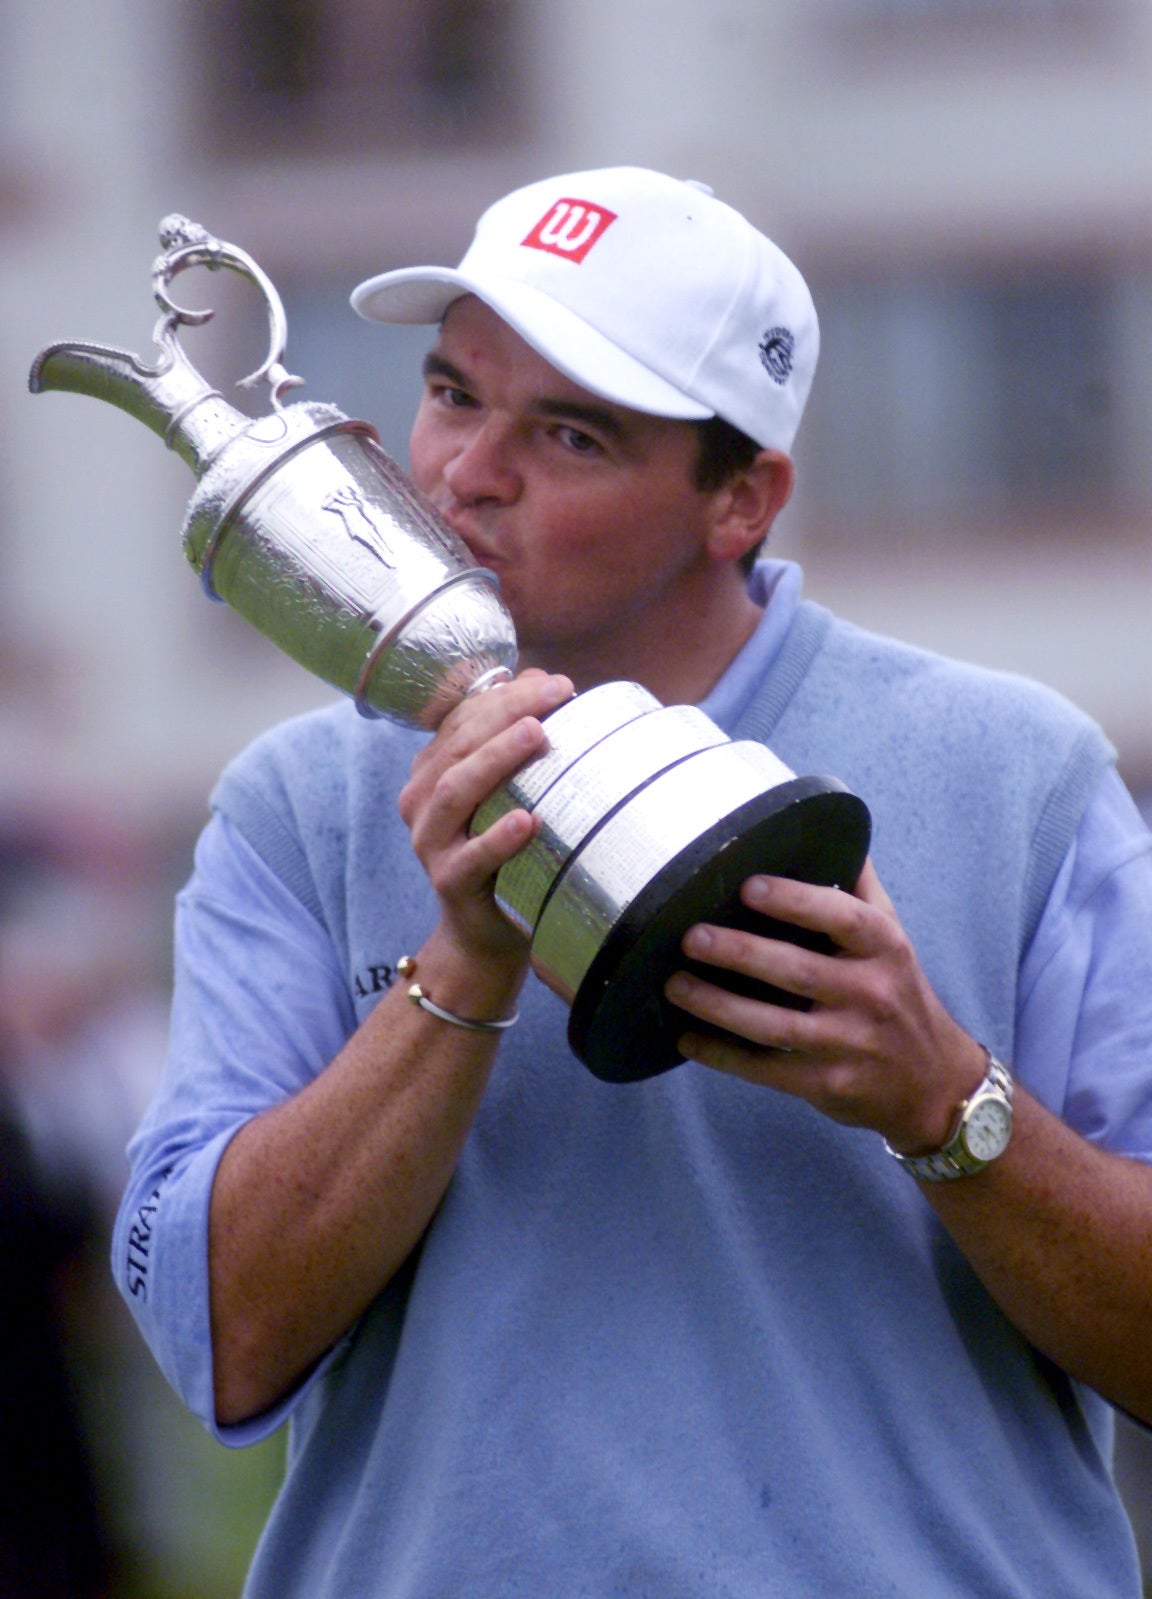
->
xmin=521 ymin=198 xmax=618 ymax=263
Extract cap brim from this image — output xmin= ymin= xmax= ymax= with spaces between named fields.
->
xmin=351 ymin=266 xmax=713 ymax=423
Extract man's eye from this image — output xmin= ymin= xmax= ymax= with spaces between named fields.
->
xmin=557 ymin=426 xmax=601 ymax=455
xmin=434 ymin=384 xmax=475 ymax=409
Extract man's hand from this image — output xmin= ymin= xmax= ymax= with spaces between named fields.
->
xmin=664 ymin=859 xmax=986 ymax=1154
xmin=399 ymin=669 xmax=574 ymax=966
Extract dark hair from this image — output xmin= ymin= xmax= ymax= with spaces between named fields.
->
xmin=691 ymin=415 xmax=765 ymax=576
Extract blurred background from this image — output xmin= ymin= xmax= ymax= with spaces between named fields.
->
xmin=1 ymin=1 xmax=1150 ymax=1593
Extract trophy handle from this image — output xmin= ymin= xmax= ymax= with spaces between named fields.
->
xmin=152 ymin=214 xmax=305 ymax=413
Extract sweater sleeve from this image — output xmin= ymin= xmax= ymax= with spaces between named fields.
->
xmin=1016 ymin=766 xmax=1152 ymax=1160
xmin=111 ymin=812 xmax=358 ymax=1445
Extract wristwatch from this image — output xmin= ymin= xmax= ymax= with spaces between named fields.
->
xmin=886 ymin=1051 xmax=1014 ymax=1182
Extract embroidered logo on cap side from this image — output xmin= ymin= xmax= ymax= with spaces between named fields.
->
xmin=522 ymin=198 xmax=618 ymax=263
xmin=759 ymin=327 xmax=795 ymax=386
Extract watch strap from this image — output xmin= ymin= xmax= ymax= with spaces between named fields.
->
xmin=886 ymin=1050 xmax=1014 ymax=1182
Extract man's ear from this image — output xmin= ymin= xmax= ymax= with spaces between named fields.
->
xmin=706 ymin=450 xmax=795 ymax=564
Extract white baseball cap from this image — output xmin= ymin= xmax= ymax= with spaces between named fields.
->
xmin=351 ymin=166 xmax=818 ymax=454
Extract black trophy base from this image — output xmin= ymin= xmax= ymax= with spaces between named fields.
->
xmin=567 ymin=776 xmax=871 ymax=1083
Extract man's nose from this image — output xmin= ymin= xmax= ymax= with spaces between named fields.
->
xmin=442 ymin=419 xmax=520 ymax=505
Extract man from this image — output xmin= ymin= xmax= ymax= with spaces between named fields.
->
xmin=114 ymin=168 xmax=1152 ymax=1596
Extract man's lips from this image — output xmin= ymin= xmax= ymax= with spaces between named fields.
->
xmin=438 ymin=510 xmax=505 ymax=569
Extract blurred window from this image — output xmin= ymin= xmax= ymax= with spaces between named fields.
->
xmin=820 ymin=0 xmax=1114 ymax=20
xmin=198 ymin=0 xmax=524 ymax=155
xmin=267 ymin=280 xmax=436 ymax=463
xmin=807 ymin=0 xmax=1130 ymax=52
xmin=799 ymin=263 xmax=1152 ymax=548
xmin=837 ymin=0 xmax=1093 ymax=11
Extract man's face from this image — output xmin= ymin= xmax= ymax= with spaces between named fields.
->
xmin=407 ymin=296 xmax=731 ymax=676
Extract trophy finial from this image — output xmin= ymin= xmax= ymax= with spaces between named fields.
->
xmin=151 ymin=214 xmax=306 ymax=411
xmin=158 ymin=214 xmax=214 ymax=253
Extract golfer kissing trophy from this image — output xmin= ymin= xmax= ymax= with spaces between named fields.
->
xmin=29 ymin=217 xmax=871 ymax=1082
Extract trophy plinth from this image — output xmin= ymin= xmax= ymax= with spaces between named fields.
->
xmin=29 ymin=215 xmax=870 ymax=1082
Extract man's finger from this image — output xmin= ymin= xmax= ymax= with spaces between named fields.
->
xmin=739 ymin=873 xmax=883 ymax=957
xmin=439 ymin=670 xmax=573 ymax=752
xmin=853 ymin=858 xmax=899 ymax=919
xmin=665 ymin=968 xmax=817 ymax=1052
xmin=680 ymin=921 xmax=834 ymax=1005
xmin=408 ymin=716 xmax=548 ymax=853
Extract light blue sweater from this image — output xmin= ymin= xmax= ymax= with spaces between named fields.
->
xmin=116 ymin=577 xmax=1147 ymax=1597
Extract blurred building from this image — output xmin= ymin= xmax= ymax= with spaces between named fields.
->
xmin=1 ymin=0 xmax=1150 ymax=1587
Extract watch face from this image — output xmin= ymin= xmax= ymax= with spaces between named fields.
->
xmin=964 ymin=1096 xmax=1012 ymax=1162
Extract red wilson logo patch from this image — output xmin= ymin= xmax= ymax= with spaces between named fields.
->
xmin=521 ymin=198 xmax=618 ymax=263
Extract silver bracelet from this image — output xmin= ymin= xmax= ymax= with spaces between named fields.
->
xmin=398 ymin=956 xmax=519 ymax=1034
